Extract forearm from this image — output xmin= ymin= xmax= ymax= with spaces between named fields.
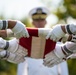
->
xmin=0 ymin=30 xmax=7 ymax=38
xmin=0 ymin=20 xmax=16 ymax=30
xmin=8 ymin=20 xmax=16 ymax=29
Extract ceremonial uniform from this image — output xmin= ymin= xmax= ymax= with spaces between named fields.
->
xmin=17 ymin=6 xmax=69 ymax=75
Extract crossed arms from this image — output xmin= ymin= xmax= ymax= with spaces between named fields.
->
xmin=0 ymin=20 xmax=76 ymax=67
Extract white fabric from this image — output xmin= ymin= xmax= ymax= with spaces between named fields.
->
xmin=29 ymin=6 xmax=50 ymax=17
xmin=0 ymin=50 xmax=7 ymax=57
xmin=38 ymin=28 xmax=50 ymax=37
xmin=17 ymin=57 xmax=68 ymax=75
xmin=0 ymin=49 xmax=25 ymax=64
xmin=8 ymin=38 xmax=28 ymax=56
xmin=0 ymin=38 xmax=18 ymax=52
xmin=46 ymin=25 xmax=65 ymax=42
xmin=7 ymin=38 xmax=28 ymax=63
xmin=12 ymin=21 xmax=29 ymax=39
xmin=7 ymin=52 xmax=25 ymax=64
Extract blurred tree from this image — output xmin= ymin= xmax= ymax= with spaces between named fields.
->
xmin=0 ymin=60 xmax=17 ymax=75
xmin=41 ymin=0 xmax=76 ymax=22
xmin=64 ymin=0 xmax=76 ymax=18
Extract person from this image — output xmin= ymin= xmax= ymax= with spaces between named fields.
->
xmin=43 ymin=24 xmax=76 ymax=67
xmin=17 ymin=7 xmax=69 ymax=75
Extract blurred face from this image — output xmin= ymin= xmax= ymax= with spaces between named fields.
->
xmin=32 ymin=19 xmax=47 ymax=28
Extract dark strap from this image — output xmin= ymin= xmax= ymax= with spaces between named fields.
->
xmin=63 ymin=45 xmax=73 ymax=55
xmin=4 ymin=42 xmax=9 ymax=50
xmin=66 ymin=25 xmax=72 ymax=34
xmin=2 ymin=20 xmax=7 ymax=30
xmin=0 ymin=51 xmax=10 ymax=59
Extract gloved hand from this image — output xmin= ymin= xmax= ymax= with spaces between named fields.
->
xmin=7 ymin=51 xmax=26 ymax=64
xmin=43 ymin=41 xmax=76 ymax=67
xmin=8 ymin=38 xmax=28 ymax=57
xmin=43 ymin=51 xmax=64 ymax=67
xmin=46 ymin=25 xmax=65 ymax=42
xmin=43 ymin=45 xmax=66 ymax=67
xmin=0 ymin=50 xmax=25 ymax=64
xmin=0 ymin=38 xmax=28 ymax=63
xmin=12 ymin=21 xmax=29 ymax=39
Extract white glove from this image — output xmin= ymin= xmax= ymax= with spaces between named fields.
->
xmin=12 ymin=21 xmax=29 ymax=39
xmin=0 ymin=38 xmax=28 ymax=63
xmin=46 ymin=25 xmax=65 ymax=42
xmin=43 ymin=51 xmax=64 ymax=67
xmin=0 ymin=50 xmax=25 ymax=64
xmin=5 ymin=39 xmax=28 ymax=64
xmin=8 ymin=38 xmax=28 ymax=56
xmin=7 ymin=51 xmax=26 ymax=64
xmin=43 ymin=45 xmax=66 ymax=67
xmin=43 ymin=41 xmax=76 ymax=67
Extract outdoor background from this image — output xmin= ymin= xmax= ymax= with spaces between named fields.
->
xmin=0 ymin=0 xmax=76 ymax=75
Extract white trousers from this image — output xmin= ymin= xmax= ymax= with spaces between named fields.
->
xmin=17 ymin=57 xmax=68 ymax=75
